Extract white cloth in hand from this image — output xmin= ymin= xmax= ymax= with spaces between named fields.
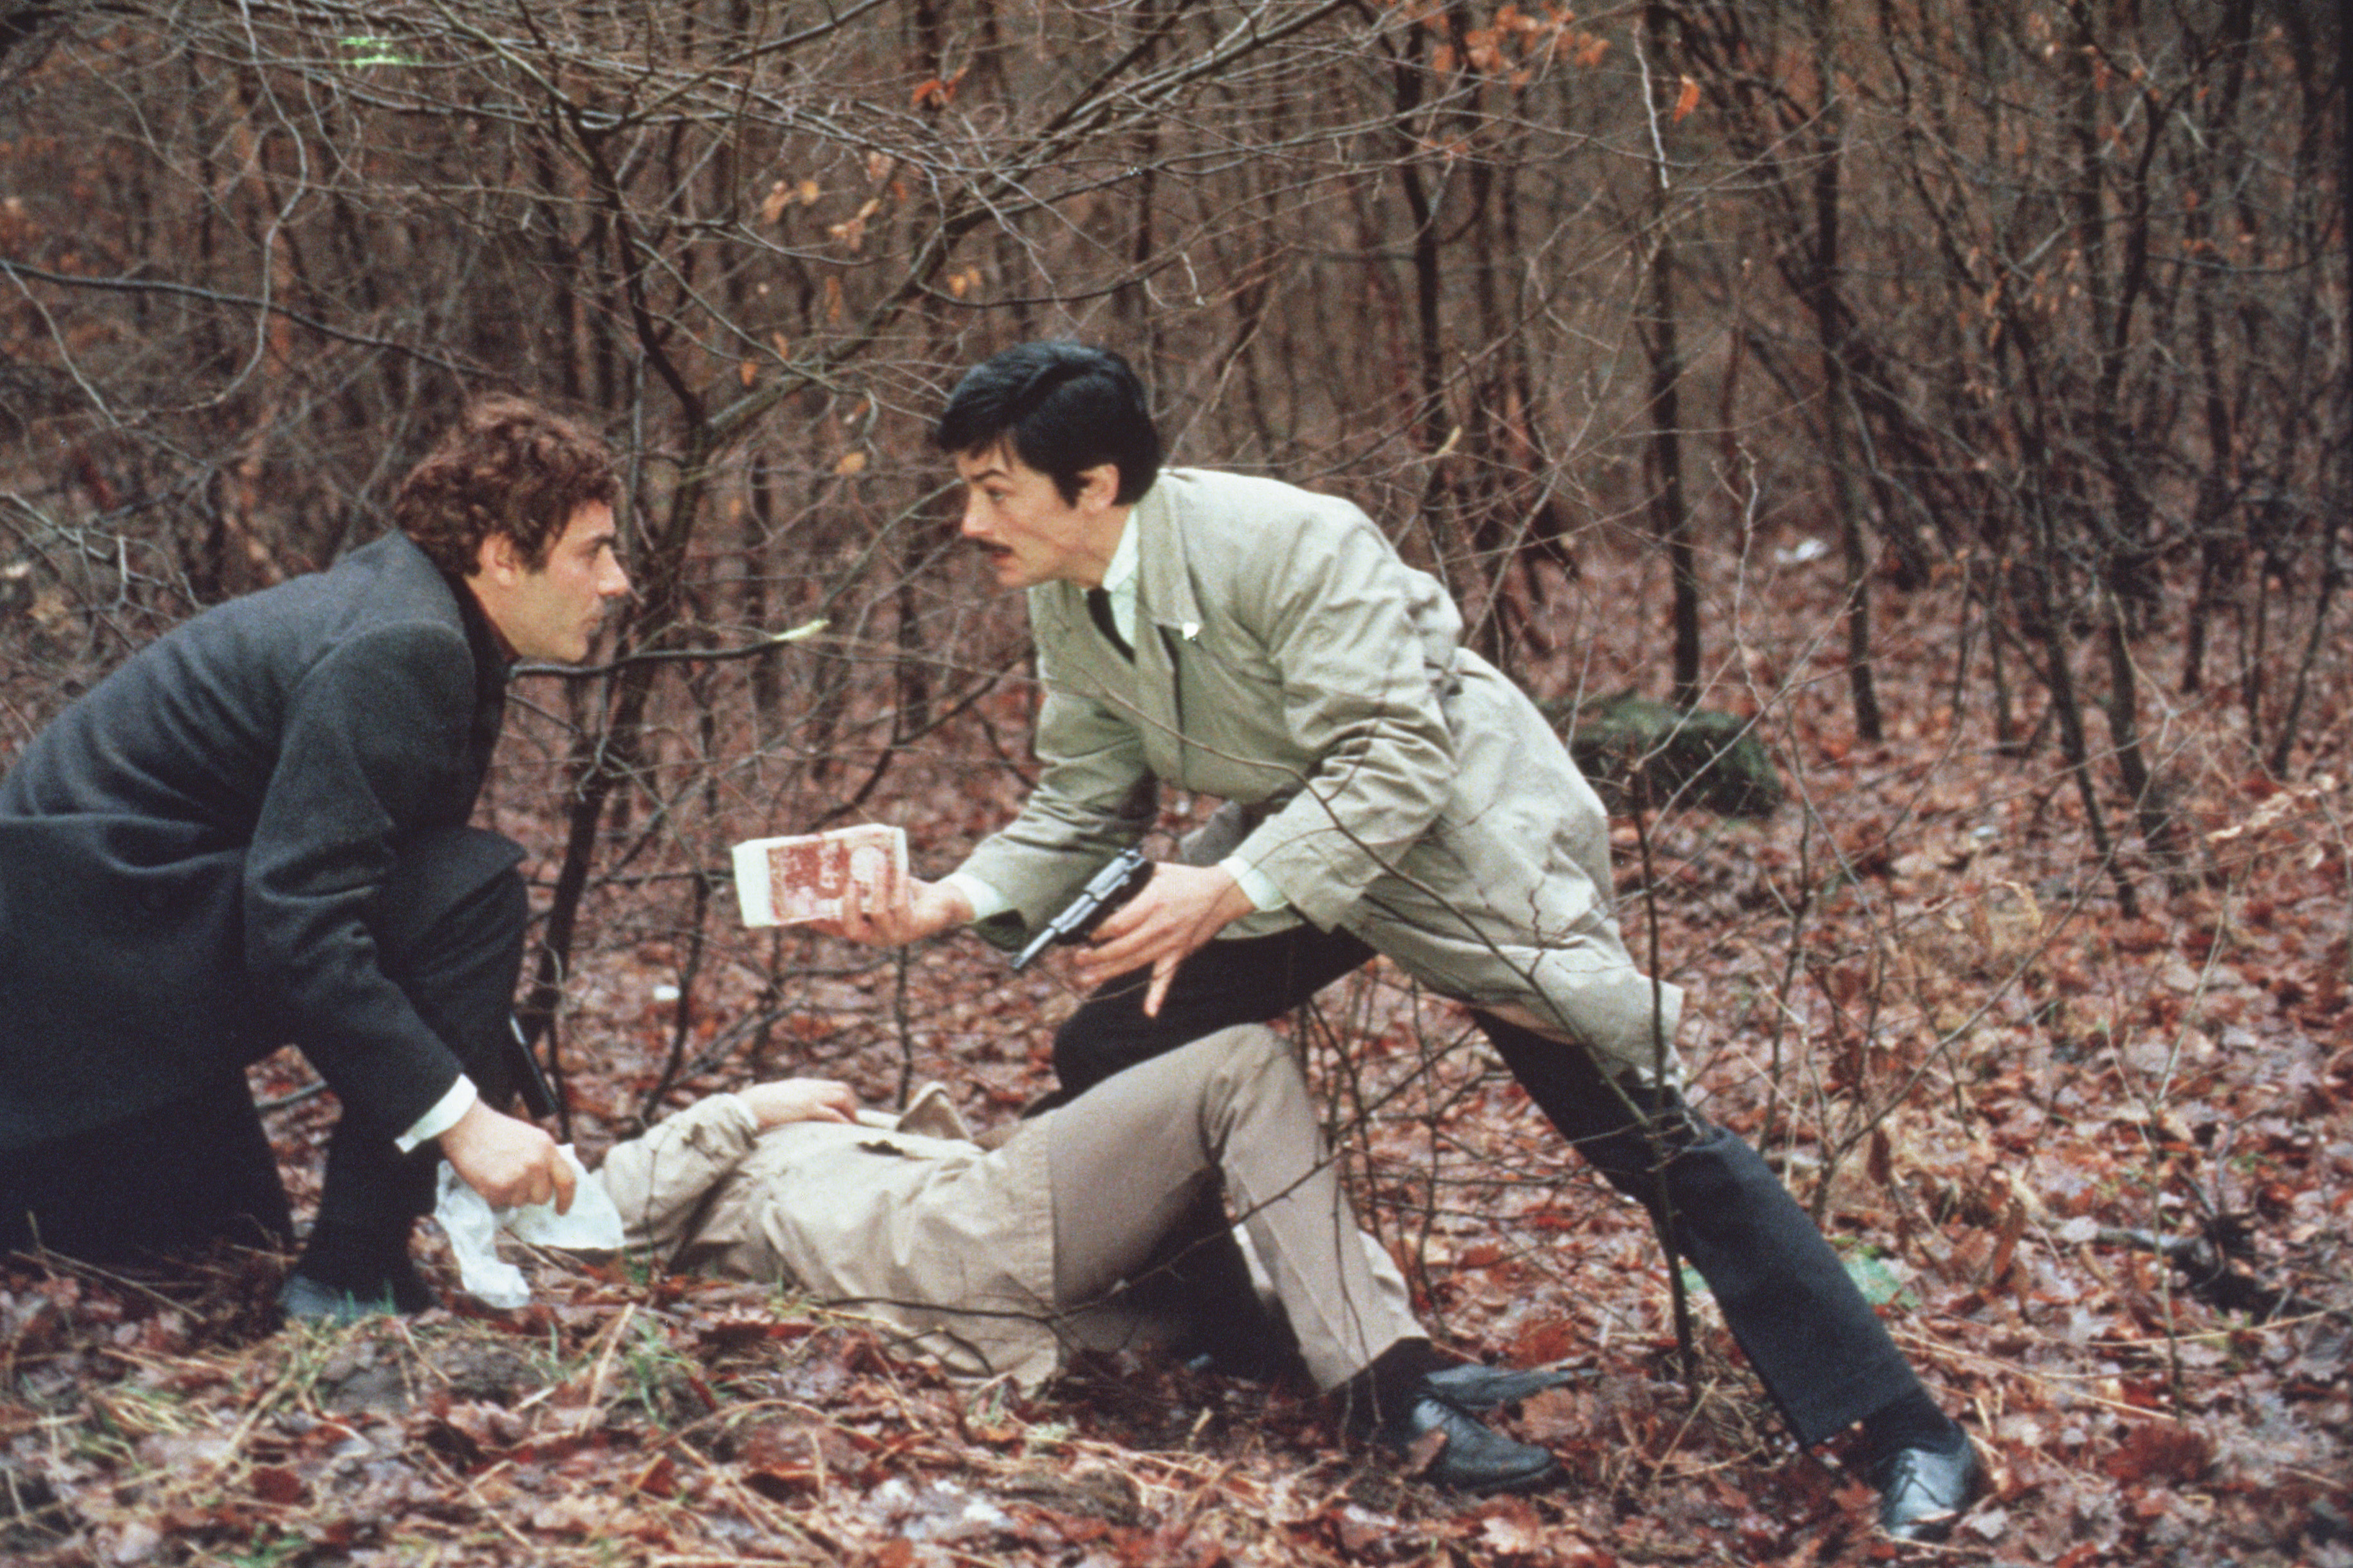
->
xmin=433 ymin=1147 xmax=623 ymax=1309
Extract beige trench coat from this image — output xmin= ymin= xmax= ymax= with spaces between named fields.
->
xmin=596 ymin=1089 xmax=1065 ymax=1388
xmin=955 ymin=468 xmax=1684 ymax=1080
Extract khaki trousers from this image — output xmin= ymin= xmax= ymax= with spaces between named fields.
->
xmin=1043 ymin=1025 xmax=1418 ymax=1392
xmin=1057 ymin=925 xmax=1927 ymax=1444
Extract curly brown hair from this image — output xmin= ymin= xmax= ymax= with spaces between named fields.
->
xmin=391 ymin=396 xmax=618 ymax=576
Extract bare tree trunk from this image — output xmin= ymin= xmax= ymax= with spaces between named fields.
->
xmin=1805 ymin=1 xmax=1881 ymax=743
xmin=2018 ymin=542 xmax=2139 ymax=919
xmin=2176 ymin=0 xmax=2256 ymax=697
xmin=2269 ymin=506 xmax=2345 ymax=778
xmin=1389 ymin=23 xmax=1460 ymax=586
xmin=1640 ymin=88 xmax=1698 ymax=710
xmin=2099 ymin=589 xmax=2184 ymax=872
xmin=744 ymin=448 xmax=783 ymax=745
xmin=1982 ymin=560 xmax=2027 ymax=759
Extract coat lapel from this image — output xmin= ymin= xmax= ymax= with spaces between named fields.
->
xmin=1130 ymin=480 xmax=1200 ymax=777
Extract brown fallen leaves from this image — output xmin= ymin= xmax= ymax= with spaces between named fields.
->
xmin=6 ymin=562 xmax=2353 ymax=1565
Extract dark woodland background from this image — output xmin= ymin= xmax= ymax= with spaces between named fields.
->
xmin=0 ymin=3 xmax=2348 ymax=1564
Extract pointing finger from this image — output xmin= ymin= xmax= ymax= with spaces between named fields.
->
xmin=1143 ymin=954 xmax=1178 ymax=1018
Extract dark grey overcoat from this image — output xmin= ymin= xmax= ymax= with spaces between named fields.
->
xmin=0 ymin=532 xmax=508 ymax=1150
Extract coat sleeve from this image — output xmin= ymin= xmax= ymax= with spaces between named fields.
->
xmin=1219 ymin=503 xmax=1460 ymax=932
xmin=241 ymin=621 xmax=477 ymax=1134
xmin=949 ymin=595 xmax=1158 ymax=942
xmin=595 ymin=1095 xmax=762 ymax=1257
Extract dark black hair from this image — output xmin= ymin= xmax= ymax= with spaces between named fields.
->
xmin=933 ymin=342 xmax=1162 ymax=505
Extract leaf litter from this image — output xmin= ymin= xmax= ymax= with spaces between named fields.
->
xmin=5 ymin=563 xmax=2350 ymax=1566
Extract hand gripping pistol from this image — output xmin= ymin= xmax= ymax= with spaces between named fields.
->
xmin=1011 ymin=847 xmax=1155 ymax=971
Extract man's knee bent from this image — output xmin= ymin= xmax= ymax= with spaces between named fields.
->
xmin=1189 ymin=1024 xmax=1303 ymax=1147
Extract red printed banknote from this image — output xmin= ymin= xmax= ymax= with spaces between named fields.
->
xmin=730 ymin=824 xmax=907 ymax=927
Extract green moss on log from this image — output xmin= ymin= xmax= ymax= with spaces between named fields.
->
xmin=1543 ymin=692 xmax=1781 ymax=818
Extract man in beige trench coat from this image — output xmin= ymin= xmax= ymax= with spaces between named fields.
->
xmin=594 ymin=1024 xmax=1561 ymax=1491
xmin=826 ymin=342 xmax=1984 ymax=1540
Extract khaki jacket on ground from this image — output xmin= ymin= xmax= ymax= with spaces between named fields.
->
xmin=595 ymin=1087 xmax=1064 ymax=1388
xmin=955 ymin=468 xmax=1684 ymax=1080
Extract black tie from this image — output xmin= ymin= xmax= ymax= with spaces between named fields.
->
xmin=1085 ymin=586 xmax=1133 ymax=661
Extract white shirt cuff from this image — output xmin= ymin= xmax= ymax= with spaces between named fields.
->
xmin=1219 ymin=855 xmax=1288 ymax=912
xmin=398 ymin=1075 xmax=479 ymax=1153
xmin=942 ymin=872 xmax=1014 ymax=925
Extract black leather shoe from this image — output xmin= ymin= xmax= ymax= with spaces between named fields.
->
xmin=1422 ymin=1362 xmax=1584 ymax=1412
xmin=278 ymin=1260 xmax=433 ymax=1325
xmin=1872 ymin=1434 xmax=1983 ymax=1541
xmin=1379 ymin=1385 xmax=1561 ymax=1493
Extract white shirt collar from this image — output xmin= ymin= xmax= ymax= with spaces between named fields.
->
xmin=1092 ymin=512 xmax=1141 ymax=647
xmin=1099 ymin=511 xmax=1139 ymax=600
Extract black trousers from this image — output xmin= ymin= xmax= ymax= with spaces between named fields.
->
xmin=0 ymin=827 xmax=528 ymax=1269
xmin=1054 ymin=921 xmax=1922 ymax=1446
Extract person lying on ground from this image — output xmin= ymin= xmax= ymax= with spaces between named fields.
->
xmin=587 ymin=1022 xmax=1561 ymax=1494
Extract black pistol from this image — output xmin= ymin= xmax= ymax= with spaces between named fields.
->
xmin=1012 ymin=848 xmax=1154 ymax=971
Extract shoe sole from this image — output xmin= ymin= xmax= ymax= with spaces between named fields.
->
xmin=1431 ymin=1457 xmax=1563 ymax=1496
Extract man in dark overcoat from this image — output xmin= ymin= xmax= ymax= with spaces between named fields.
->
xmin=0 ymin=396 xmax=629 ymax=1318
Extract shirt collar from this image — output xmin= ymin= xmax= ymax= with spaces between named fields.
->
xmin=1099 ymin=512 xmax=1139 ymax=600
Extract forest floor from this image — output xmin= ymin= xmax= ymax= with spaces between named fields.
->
xmin=3 ymin=552 xmax=2349 ymax=1567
